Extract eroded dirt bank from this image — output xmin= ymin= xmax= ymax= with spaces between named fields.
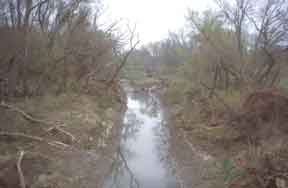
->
xmin=0 ymin=83 xmax=126 ymax=188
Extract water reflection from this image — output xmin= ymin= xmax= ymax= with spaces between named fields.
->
xmin=104 ymin=88 xmax=178 ymax=188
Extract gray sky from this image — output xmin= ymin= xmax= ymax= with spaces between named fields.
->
xmin=102 ymin=0 xmax=216 ymax=44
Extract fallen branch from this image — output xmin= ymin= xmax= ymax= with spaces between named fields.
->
xmin=0 ymin=132 xmax=70 ymax=149
xmin=0 ymin=101 xmax=77 ymax=143
xmin=0 ymin=132 xmax=43 ymax=142
xmin=0 ymin=101 xmax=52 ymax=126
xmin=17 ymin=151 xmax=26 ymax=188
xmin=46 ymin=126 xmax=77 ymax=143
xmin=48 ymin=141 xmax=71 ymax=149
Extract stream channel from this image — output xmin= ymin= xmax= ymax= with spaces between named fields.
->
xmin=104 ymin=87 xmax=179 ymax=188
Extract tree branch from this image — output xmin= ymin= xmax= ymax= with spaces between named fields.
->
xmin=0 ymin=132 xmax=70 ymax=148
xmin=17 ymin=151 xmax=26 ymax=188
xmin=0 ymin=101 xmax=77 ymax=143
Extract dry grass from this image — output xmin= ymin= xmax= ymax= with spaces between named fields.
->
xmin=0 ymin=89 xmax=125 ymax=188
xmin=165 ymin=82 xmax=288 ymax=188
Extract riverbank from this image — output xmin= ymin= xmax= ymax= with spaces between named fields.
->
xmin=162 ymin=81 xmax=288 ymax=188
xmin=128 ymin=76 xmax=288 ymax=188
xmin=0 ymin=83 xmax=126 ymax=188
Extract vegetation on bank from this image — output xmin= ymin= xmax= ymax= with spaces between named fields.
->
xmin=0 ymin=0 xmax=287 ymax=187
xmin=123 ymin=0 xmax=288 ymax=187
xmin=0 ymin=0 xmax=132 ymax=187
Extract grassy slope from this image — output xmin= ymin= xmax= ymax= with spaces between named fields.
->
xmin=0 ymin=87 xmax=126 ymax=188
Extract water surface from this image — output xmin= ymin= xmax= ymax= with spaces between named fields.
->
xmin=104 ymin=88 xmax=178 ymax=188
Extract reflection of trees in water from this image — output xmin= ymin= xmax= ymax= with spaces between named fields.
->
xmin=104 ymin=89 xmax=176 ymax=188
xmin=122 ymin=111 xmax=142 ymax=141
xmin=153 ymin=122 xmax=180 ymax=188
xmin=134 ymin=90 xmax=175 ymax=179
xmin=153 ymin=121 xmax=176 ymax=178
xmin=131 ymin=91 xmax=161 ymax=118
xmin=104 ymin=94 xmax=144 ymax=188
xmin=130 ymin=90 xmax=175 ymax=182
xmin=145 ymin=97 xmax=160 ymax=117
xmin=129 ymin=91 xmax=148 ymax=104
xmin=123 ymin=90 xmax=161 ymax=142
xmin=104 ymin=147 xmax=140 ymax=188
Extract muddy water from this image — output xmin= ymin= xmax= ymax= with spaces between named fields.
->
xmin=104 ymin=88 xmax=179 ymax=188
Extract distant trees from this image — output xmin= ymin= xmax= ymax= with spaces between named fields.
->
xmin=124 ymin=0 xmax=287 ymax=91
xmin=124 ymin=31 xmax=193 ymax=78
xmin=184 ymin=0 xmax=288 ymax=90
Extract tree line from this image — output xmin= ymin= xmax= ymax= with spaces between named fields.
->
xmin=127 ymin=0 xmax=288 ymax=91
xmin=0 ymin=0 xmax=138 ymax=100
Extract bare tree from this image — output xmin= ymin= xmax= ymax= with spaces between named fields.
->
xmin=0 ymin=0 xmax=126 ymax=99
xmin=108 ymin=23 xmax=140 ymax=86
xmin=247 ymin=0 xmax=288 ymax=86
xmin=215 ymin=0 xmax=252 ymax=57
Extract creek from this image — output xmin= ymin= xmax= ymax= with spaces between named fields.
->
xmin=104 ymin=87 xmax=179 ymax=188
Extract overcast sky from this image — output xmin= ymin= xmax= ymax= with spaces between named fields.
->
xmin=102 ymin=0 xmax=216 ymax=44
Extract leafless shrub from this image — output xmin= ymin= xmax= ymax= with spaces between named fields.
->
xmin=0 ymin=0 xmax=135 ymax=100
